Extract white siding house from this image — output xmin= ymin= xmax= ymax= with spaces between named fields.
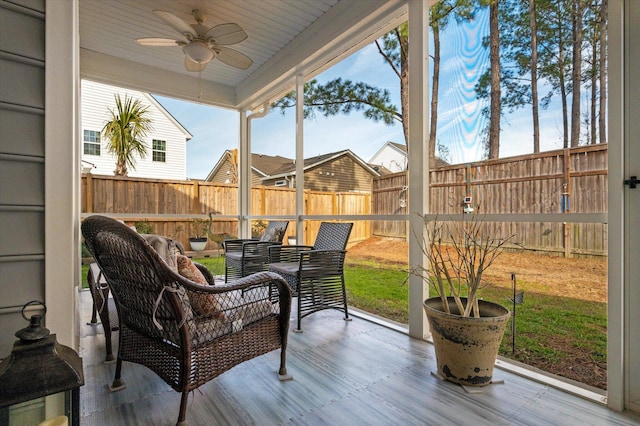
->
xmin=81 ymin=80 xmax=192 ymax=180
xmin=369 ymin=141 xmax=407 ymax=173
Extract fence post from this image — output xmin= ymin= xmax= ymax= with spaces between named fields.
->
xmin=192 ymin=180 xmax=200 ymax=214
xmin=85 ymin=173 xmax=93 ymax=213
xmin=563 ymin=148 xmax=571 ymax=258
xmin=259 ymin=186 xmax=266 ymax=215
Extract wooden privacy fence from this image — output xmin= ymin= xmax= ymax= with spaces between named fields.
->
xmin=373 ymin=144 xmax=608 ymax=256
xmin=82 ymin=175 xmax=370 ymax=250
xmin=82 ymin=144 xmax=607 ymax=256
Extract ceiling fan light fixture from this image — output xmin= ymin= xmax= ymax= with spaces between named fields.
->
xmin=183 ymin=41 xmax=214 ymax=64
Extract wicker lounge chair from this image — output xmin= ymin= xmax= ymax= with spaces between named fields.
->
xmin=223 ymin=221 xmax=289 ymax=282
xmin=81 ymin=215 xmax=292 ymax=426
xmin=269 ymin=222 xmax=353 ymax=332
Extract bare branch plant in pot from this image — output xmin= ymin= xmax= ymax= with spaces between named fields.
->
xmin=189 ymin=217 xmax=211 ymax=252
xmin=418 ymin=214 xmax=513 ymax=386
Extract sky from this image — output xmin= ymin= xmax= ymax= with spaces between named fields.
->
xmin=155 ymin=8 xmax=569 ymax=181
xmin=154 ymin=42 xmax=405 ymax=180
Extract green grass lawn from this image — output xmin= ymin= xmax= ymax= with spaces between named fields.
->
xmin=344 ymin=259 xmax=409 ymax=324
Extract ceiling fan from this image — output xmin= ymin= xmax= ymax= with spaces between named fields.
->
xmin=137 ymin=9 xmax=253 ymax=72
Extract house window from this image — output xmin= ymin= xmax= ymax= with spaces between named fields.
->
xmin=274 ymin=179 xmax=287 ymax=187
xmin=83 ymin=130 xmax=101 ymax=155
xmin=152 ymin=139 xmax=166 ymax=162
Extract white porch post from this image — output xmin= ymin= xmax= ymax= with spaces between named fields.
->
xmin=606 ymin=0 xmax=624 ymax=411
xmin=239 ymin=109 xmax=250 ymax=238
xmin=295 ymin=74 xmax=305 ymax=243
xmin=45 ymin=0 xmax=79 ymax=349
xmin=407 ymin=0 xmax=430 ymax=340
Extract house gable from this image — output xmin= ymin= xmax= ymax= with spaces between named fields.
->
xmin=206 ymin=150 xmax=294 ymax=186
xmin=369 ymin=141 xmax=407 ymax=173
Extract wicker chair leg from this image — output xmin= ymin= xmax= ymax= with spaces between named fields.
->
xmin=104 ymin=328 xmax=115 ymax=363
xmin=109 ymin=358 xmax=126 ymax=392
xmin=341 ymin=281 xmax=351 ymax=322
xmin=176 ymin=391 xmax=189 ymax=426
xmin=278 ymin=349 xmax=293 ymax=381
xmin=294 ymin=288 xmax=303 ymax=333
xmin=89 ymin=301 xmax=98 ymax=325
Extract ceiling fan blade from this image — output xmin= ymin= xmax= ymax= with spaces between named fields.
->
xmin=153 ymin=10 xmax=197 ymax=37
xmin=215 ymin=46 xmax=253 ymax=70
xmin=136 ymin=38 xmax=183 ymax=46
xmin=205 ymin=23 xmax=248 ymax=45
xmin=184 ymin=56 xmax=207 ymax=72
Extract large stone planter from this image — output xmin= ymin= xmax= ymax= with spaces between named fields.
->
xmin=423 ymin=296 xmax=510 ymax=386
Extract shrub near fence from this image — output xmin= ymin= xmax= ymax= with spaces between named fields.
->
xmin=82 ymin=175 xmax=371 ymax=249
xmin=373 ymin=144 xmax=608 ymax=256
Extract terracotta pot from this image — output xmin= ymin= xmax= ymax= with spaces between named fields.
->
xmin=423 ymin=296 xmax=510 ymax=386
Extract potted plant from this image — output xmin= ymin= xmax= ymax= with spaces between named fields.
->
xmin=189 ymin=217 xmax=211 ymax=252
xmin=416 ymin=214 xmax=513 ymax=387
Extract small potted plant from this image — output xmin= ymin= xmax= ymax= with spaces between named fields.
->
xmin=416 ymin=214 xmax=513 ymax=387
xmin=189 ymin=217 xmax=211 ymax=252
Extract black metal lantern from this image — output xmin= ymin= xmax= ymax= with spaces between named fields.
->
xmin=0 ymin=301 xmax=84 ymax=426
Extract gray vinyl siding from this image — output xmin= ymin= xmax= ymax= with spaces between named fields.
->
xmin=0 ymin=0 xmax=46 ymax=357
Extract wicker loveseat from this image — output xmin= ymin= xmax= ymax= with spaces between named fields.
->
xmin=81 ymin=215 xmax=292 ymax=426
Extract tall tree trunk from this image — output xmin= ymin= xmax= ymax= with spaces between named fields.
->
xmin=571 ymin=0 xmax=583 ymax=147
xmin=553 ymin=8 xmax=570 ymax=149
xmin=558 ymin=46 xmax=569 ymax=148
xmin=599 ymin=0 xmax=607 ymax=144
xmin=399 ymin=33 xmax=410 ymax=161
xmin=429 ymin=23 xmax=441 ymax=168
xmin=590 ymin=18 xmax=597 ymax=145
xmin=488 ymin=0 xmax=501 ymax=159
xmin=529 ymin=0 xmax=540 ymax=153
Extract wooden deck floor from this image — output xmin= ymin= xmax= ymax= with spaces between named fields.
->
xmin=78 ymin=289 xmax=640 ymax=426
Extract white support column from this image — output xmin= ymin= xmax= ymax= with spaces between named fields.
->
xmin=295 ymin=74 xmax=305 ymax=243
xmin=45 ymin=0 xmax=79 ymax=349
xmin=239 ymin=109 xmax=250 ymax=238
xmin=407 ymin=0 xmax=430 ymax=340
xmin=606 ymin=0 xmax=624 ymax=411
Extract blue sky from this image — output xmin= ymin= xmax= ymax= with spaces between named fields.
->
xmin=156 ymin=9 xmax=568 ymax=180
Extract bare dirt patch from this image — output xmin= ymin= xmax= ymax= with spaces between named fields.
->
xmin=347 ymin=236 xmax=608 ymax=389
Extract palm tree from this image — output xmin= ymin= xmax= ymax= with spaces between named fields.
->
xmin=101 ymin=94 xmax=153 ymax=176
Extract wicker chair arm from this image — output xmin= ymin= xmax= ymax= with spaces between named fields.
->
xmin=298 ymin=250 xmax=347 ymax=277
